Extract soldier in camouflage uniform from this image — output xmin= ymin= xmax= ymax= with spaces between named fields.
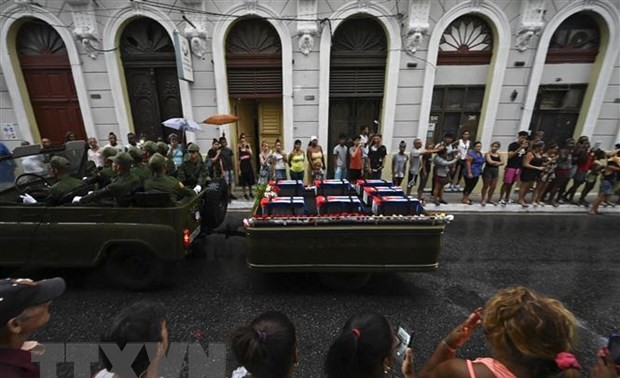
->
xmin=145 ymin=153 xmax=195 ymax=204
xmin=46 ymin=156 xmax=83 ymax=205
xmin=156 ymin=141 xmax=176 ymax=176
xmin=79 ymin=152 xmax=141 ymax=206
xmin=177 ymin=143 xmax=208 ymax=191
xmin=128 ymin=148 xmax=151 ymax=186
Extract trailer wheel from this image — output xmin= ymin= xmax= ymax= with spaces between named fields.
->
xmin=105 ymin=247 xmax=164 ymax=290
xmin=201 ymin=177 xmax=228 ymax=231
xmin=318 ymin=273 xmax=372 ymax=291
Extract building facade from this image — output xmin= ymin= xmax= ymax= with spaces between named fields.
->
xmin=1 ymin=0 xmax=619 ymax=165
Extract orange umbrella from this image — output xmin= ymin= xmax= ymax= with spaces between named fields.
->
xmin=202 ymin=114 xmax=239 ymax=125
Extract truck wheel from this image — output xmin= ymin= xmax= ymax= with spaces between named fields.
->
xmin=318 ymin=273 xmax=372 ymax=291
xmin=105 ymin=247 xmax=165 ymax=291
xmin=201 ymin=177 xmax=228 ymax=230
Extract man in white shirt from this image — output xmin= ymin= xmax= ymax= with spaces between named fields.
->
xmin=87 ymin=138 xmax=104 ymax=168
xmin=452 ymin=130 xmax=471 ymax=191
xmin=333 ymin=134 xmax=348 ymax=180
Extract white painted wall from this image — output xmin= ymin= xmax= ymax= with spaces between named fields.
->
xmin=434 ymin=65 xmax=489 ymax=85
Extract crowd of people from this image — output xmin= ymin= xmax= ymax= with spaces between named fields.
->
xmin=4 ymin=127 xmax=619 ymax=212
xmin=1 ymin=277 xmax=618 ymax=378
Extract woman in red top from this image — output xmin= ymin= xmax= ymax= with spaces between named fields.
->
xmin=348 ymin=135 xmax=363 ymax=181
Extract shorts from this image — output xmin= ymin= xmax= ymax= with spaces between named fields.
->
xmin=222 ymin=170 xmax=234 ymax=185
xmin=482 ymin=167 xmax=499 ymax=181
xmin=573 ymin=171 xmax=587 ymax=182
xmin=435 ymin=175 xmax=450 ymax=187
xmin=407 ymin=172 xmax=419 ymax=188
xmin=600 ymin=180 xmax=614 ymax=195
xmin=503 ymin=167 xmax=521 ymax=184
xmin=275 ymin=169 xmax=287 ymax=180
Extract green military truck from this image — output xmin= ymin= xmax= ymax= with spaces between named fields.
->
xmin=0 ymin=141 xmax=227 ymax=290
xmin=243 ymin=180 xmax=453 ymax=288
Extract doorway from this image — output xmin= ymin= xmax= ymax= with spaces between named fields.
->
xmin=17 ymin=20 xmax=86 ymax=145
xmin=120 ymin=18 xmax=182 ymax=141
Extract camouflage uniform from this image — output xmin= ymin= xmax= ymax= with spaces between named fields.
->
xmin=145 ymin=153 xmax=195 ymax=203
xmin=80 ymin=152 xmax=140 ymax=206
xmin=46 ymin=156 xmax=83 ymax=205
xmin=177 ymin=144 xmax=208 ymax=187
xmin=128 ymin=148 xmax=152 ymax=186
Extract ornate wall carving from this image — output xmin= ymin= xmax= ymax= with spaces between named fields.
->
xmin=516 ymin=0 xmax=546 ymax=52
xmin=180 ymin=0 xmax=209 ymax=58
xmin=297 ymin=0 xmax=318 ymax=56
xmin=65 ymin=1 xmax=100 ymax=59
xmin=404 ymin=0 xmax=430 ymax=55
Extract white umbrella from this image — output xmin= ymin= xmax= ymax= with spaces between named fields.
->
xmin=162 ymin=118 xmax=204 ymax=132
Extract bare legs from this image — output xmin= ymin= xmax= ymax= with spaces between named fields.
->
xmin=517 ymin=181 xmax=534 ymax=207
xmin=480 ymin=178 xmax=498 ymax=205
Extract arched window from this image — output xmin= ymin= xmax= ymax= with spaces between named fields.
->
xmin=438 ymin=15 xmax=493 ymax=65
xmin=226 ymin=17 xmax=282 ymax=98
xmin=546 ymin=13 xmax=600 ymax=63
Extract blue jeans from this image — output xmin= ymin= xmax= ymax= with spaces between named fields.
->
xmin=275 ymin=169 xmax=287 ymax=181
xmin=334 ymin=167 xmax=347 ymax=180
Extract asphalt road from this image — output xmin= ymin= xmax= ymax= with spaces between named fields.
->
xmin=26 ymin=211 xmax=620 ymax=377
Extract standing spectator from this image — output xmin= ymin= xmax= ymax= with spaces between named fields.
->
xmin=125 ymin=132 xmax=139 ymax=152
xmin=431 ymin=133 xmax=456 ymax=196
xmin=95 ymin=301 xmax=168 ymax=378
xmin=452 ymin=130 xmax=471 ymax=191
xmin=368 ymin=134 xmax=387 ymax=179
xmin=432 ymin=148 xmax=459 ymax=205
xmin=416 ymin=286 xmax=581 ymax=378
xmin=167 ymin=134 xmax=186 ymax=169
xmin=288 ymin=140 xmax=305 ymax=182
xmin=0 ymin=277 xmax=66 ymax=378
xmin=406 ymin=139 xmax=438 ymax=200
xmin=178 ymin=143 xmax=207 ymax=190
xmin=325 ymin=312 xmax=403 ymax=378
xmin=480 ymin=141 xmax=503 ymax=206
xmin=360 ymin=125 xmax=371 ymax=177
xmin=104 ymin=132 xmax=124 ymax=154
xmin=219 ymin=137 xmax=236 ymax=200
xmin=499 ymin=131 xmax=529 ymax=206
xmin=333 ymin=134 xmax=348 ymax=180
xmin=207 ymin=138 xmax=222 ymax=179
xmin=258 ymin=140 xmax=273 ymax=185
xmin=348 ymin=136 xmax=363 ymax=182
xmin=548 ymin=138 xmax=576 ymax=205
xmin=64 ymin=131 xmax=76 ymax=142
xmin=87 ymin=138 xmax=104 ymax=168
xmin=565 ymin=137 xmax=593 ymax=204
xmin=517 ymin=140 xmax=545 ymax=208
xmin=238 ymin=135 xmax=255 ymax=200
xmin=231 ymin=311 xmax=297 ymax=378
xmin=462 ymin=141 xmax=484 ymax=205
xmin=0 ymin=142 xmax=16 ymax=183
xmin=392 ymin=140 xmax=409 ymax=187
xmin=307 ymin=136 xmax=325 ymax=175
xmin=272 ymin=139 xmax=288 ymax=181
xmin=579 ymin=148 xmax=607 ymax=206
xmin=588 ymin=151 xmax=620 ymax=215
xmin=534 ymin=142 xmax=559 ymax=207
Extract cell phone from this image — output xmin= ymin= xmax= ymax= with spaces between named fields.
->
xmin=394 ymin=325 xmax=413 ymax=365
xmin=608 ymin=333 xmax=620 ymax=364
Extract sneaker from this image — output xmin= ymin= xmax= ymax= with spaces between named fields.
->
xmin=243 ymin=194 xmax=249 ymax=200
xmin=454 ymin=185 xmax=462 ymax=191
xmin=434 ymin=199 xmax=440 ymax=206
xmin=499 ymin=199 xmax=506 ymax=206
xmin=230 ymin=194 xmax=238 ymax=200
xmin=439 ymin=199 xmax=448 ymax=204
xmin=249 ymin=193 xmax=254 ymax=199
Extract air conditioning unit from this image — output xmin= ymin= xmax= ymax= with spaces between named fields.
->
xmin=567 ymin=29 xmax=598 ymax=48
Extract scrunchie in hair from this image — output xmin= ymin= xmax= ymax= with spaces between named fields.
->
xmin=555 ymin=352 xmax=580 ymax=370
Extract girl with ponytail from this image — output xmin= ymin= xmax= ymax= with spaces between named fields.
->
xmin=325 ymin=312 xmax=413 ymax=378
xmin=231 ymin=311 xmax=297 ymax=378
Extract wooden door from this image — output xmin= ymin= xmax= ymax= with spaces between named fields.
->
xmin=17 ymin=22 xmax=86 ymax=145
xmin=258 ymin=99 xmax=283 ymax=150
xmin=125 ymin=68 xmax=161 ymax=140
xmin=155 ymin=68 xmax=183 ymax=140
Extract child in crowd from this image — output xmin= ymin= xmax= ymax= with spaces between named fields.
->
xmin=311 ymin=159 xmax=325 ymax=182
xmin=392 ymin=141 xmax=409 ymax=187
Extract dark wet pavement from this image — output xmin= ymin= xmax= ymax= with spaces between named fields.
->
xmin=28 ymin=212 xmax=620 ymax=377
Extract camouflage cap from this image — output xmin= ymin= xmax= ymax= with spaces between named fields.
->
xmin=143 ymin=141 xmax=158 ymax=155
xmin=128 ymin=148 xmax=144 ymax=162
xmin=108 ymin=152 xmax=133 ymax=166
xmin=148 ymin=153 xmax=167 ymax=171
xmin=187 ymin=143 xmax=200 ymax=152
xmin=101 ymin=147 xmax=118 ymax=159
xmin=156 ymin=142 xmax=168 ymax=155
xmin=49 ymin=156 xmax=71 ymax=170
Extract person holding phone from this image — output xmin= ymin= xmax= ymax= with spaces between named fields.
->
xmin=238 ymin=135 xmax=255 ymax=200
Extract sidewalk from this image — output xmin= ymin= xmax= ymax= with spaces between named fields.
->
xmin=227 ymin=189 xmax=620 ymax=214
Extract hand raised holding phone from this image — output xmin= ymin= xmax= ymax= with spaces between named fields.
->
xmin=444 ymin=307 xmax=483 ymax=350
